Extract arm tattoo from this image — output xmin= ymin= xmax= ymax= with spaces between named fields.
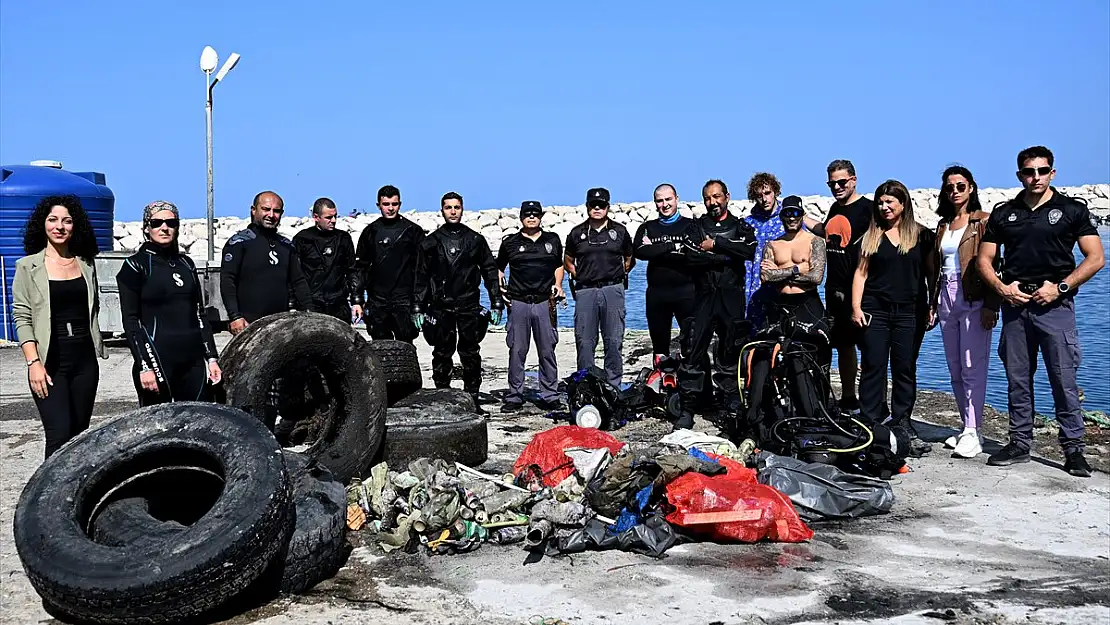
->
xmin=794 ymin=237 xmax=826 ymax=286
xmin=761 ymin=243 xmax=793 ymax=283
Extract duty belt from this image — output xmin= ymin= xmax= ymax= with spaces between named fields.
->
xmin=512 ymin=293 xmax=550 ymax=304
xmin=575 ymin=278 xmax=622 ymax=289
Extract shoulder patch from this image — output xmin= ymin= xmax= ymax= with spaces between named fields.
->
xmin=227 ymin=228 xmax=256 ymax=246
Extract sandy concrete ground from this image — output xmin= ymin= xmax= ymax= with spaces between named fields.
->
xmin=2 ymin=328 xmax=1108 ymax=625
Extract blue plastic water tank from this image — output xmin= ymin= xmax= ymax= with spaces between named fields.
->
xmin=0 ymin=162 xmax=115 ymax=341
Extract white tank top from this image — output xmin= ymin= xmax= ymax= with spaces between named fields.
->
xmin=941 ymin=225 xmax=966 ymax=277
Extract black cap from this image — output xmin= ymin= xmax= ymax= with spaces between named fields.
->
xmin=586 ymin=187 xmax=610 ymax=207
xmin=520 ymin=200 xmax=543 ymax=218
xmin=781 ymin=195 xmax=805 ymax=216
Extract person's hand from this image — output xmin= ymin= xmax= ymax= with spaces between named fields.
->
xmin=140 ymin=370 xmax=159 ymax=392
xmin=1000 ymin=281 xmax=1031 ymax=307
xmin=552 ymin=285 xmax=565 ymax=300
xmin=229 ymin=318 xmax=248 ymax=335
xmin=1031 ymin=280 xmax=1059 ymax=306
xmin=980 ymin=307 xmax=998 ymax=330
xmin=926 ymin=307 xmax=938 ymax=331
xmin=851 ymin=308 xmax=867 ymax=328
xmin=28 ymin=361 xmax=52 ymax=399
xmin=207 ymin=360 xmax=222 ymax=385
xmin=351 ymin=305 xmax=363 ymax=323
xmin=412 ymin=313 xmax=425 ymax=331
xmin=700 ymin=236 xmax=715 ymax=251
xmin=760 ymin=258 xmax=777 ymax=272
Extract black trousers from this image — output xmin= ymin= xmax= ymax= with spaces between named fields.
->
xmin=314 ymin=299 xmax=352 ymax=324
xmin=34 ymin=343 xmax=99 ymax=459
xmin=365 ymin=305 xmax=419 ymax=343
xmin=645 ymin=284 xmax=697 ymax=357
xmin=678 ymin=287 xmax=747 ymax=415
xmin=859 ymin=303 xmax=918 ymax=432
xmin=133 ymin=358 xmax=212 ymax=407
xmin=423 ymin=307 xmax=489 ymax=393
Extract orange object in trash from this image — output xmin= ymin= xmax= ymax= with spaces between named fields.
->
xmin=346 ymin=504 xmax=366 ymax=531
xmin=674 ymin=510 xmax=763 ymax=525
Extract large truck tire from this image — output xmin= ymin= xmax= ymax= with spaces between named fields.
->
xmin=383 ymin=403 xmax=488 ymax=469
xmin=366 ymin=339 xmax=422 ymax=405
xmin=221 ymin=311 xmax=387 ymax=482
xmin=90 ymin=452 xmax=349 ymax=596
xmin=392 ymin=388 xmax=477 ymax=412
xmin=13 ymin=402 xmax=294 ymax=625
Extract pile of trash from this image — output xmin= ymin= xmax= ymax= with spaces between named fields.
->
xmin=345 ymin=425 xmax=896 ymax=558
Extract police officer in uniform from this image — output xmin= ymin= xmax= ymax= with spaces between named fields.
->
xmin=414 ymin=192 xmax=504 ymax=411
xmin=353 ymin=185 xmax=426 ymax=343
xmin=977 ymin=146 xmax=1105 ymax=477
xmin=221 ymin=191 xmax=313 ymax=332
xmin=564 ymin=188 xmax=634 ymax=389
xmin=497 ymin=201 xmax=565 ymax=412
xmin=293 ymin=197 xmax=361 ymax=323
xmin=676 ymin=179 xmax=757 ymax=430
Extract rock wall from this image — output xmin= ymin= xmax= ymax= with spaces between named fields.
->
xmin=111 ymin=184 xmax=1110 ymax=258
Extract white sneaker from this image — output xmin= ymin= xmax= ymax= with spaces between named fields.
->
xmin=944 ymin=435 xmax=958 ymax=449
xmin=953 ymin=431 xmax=983 ymax=458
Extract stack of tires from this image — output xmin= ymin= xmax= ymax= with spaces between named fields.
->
xmin=13 ymin=311 xmax=491 ymax=624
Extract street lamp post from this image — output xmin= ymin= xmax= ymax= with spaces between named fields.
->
xmin=200 ymin=46 xmax=241 ymax=262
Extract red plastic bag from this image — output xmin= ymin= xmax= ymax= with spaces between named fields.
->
xmin=513 ymin=425 xmax=626 ymax=488
xmin=664 ymin=454 xmax=813 ymax=543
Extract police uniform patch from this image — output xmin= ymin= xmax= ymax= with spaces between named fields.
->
xmin=544 ymin=242 xmax=553 ymax=254
xmin=224 ymin=253 xmax=233 ymax=262
xmin=1008 ymin=213 xmax=1017 ymax=222
xmin=608 ymin=229 xmax=617 ymax=241
xmin=519 ymin=245 xmax=526 ymax=252
xmin=1048 ymin=208 xmax=1063 ymax=225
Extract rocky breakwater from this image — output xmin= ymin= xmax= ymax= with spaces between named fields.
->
xmin=111 ymin=184 xmax=1110 ymax=259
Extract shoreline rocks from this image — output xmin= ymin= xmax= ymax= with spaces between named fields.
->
xmin=110 ymin=184 xmax=1110 ymax=258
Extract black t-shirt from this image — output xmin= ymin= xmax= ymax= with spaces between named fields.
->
xmin=982 ymin=190 xmax=1099 ymax=286
xmin=497 ymin=231 xmax=563 ymax=299
xmin=862 ymin=229 xmax=930 ymax=307
xmin=565 ymin=220 xmax=634 ymax=286
xmin=823 ymin=196 xmax=874 ymax=290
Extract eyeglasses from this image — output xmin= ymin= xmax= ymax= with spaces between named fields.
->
xmin=943 ymin=182 xmax=968 ymax=194
xmin=1019 ymin=166 xmax=1052 ymax=177
xmin=826 ymin=179 xmax=851 ymax=189
xmin=150 ymin=218 xmax=179 ymax=229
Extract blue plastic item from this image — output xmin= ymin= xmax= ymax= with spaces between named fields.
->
xmin=0 ymin=164 xmax=115 ymax=341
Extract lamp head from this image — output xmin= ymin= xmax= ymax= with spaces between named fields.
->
xmin=200 ymin=46 xmax=218 ymax=73
xmin=214 ymin=52 xmax=241 ymax=82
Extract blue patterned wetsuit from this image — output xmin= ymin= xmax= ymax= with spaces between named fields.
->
xmin=744 ymin=201 xmax=785 ymax=332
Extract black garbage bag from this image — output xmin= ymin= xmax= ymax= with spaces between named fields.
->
xmin=755 ymin=451 xmax=894 ymax=522
xmin=546 ymin=513 xmax=682 ymax=558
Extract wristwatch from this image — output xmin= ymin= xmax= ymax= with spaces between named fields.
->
xmin=26 ymin=358 xmax=40 ymax=367
xmin=791 ymin=265 xmax=800 ymax=277
xmin=1057 ymin=281 xmax=1070 ymax=295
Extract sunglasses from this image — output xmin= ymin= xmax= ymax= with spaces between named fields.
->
xmin=149 ymin=218 xmax=179 ymax=229
xmin=1019 ymin=166 xmax=1052 ymax=177
xmin=943 ymin=182 xmax=968 ymax=194
xmin=826 ymin=179 xmax=851 ymax=189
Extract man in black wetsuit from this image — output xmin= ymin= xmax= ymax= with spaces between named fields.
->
xmin=633 ymin=183 xmax=701 ymax=363
xmin=675 ymin=179 xmax=758 ymax=430
xmin=414 ymin=192 xmax=504 ymax=411
xmin=220 ymin=190 xmax=313 ymax=333
xmin=353 ymin=185 xmax=425 ymax=343
xmin=293 ymin=197 xmax=361 ymax=323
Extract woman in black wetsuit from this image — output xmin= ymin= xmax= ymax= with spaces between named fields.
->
xmin=117 ymin=201 xmax=221 ymax=405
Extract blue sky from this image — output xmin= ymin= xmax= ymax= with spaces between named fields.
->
xmin=2 ymin=1 xmax=1108 ymax=221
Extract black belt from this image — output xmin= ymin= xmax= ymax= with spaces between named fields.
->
xmin=511 ymin=293 xmax=550 ymax=304
xmin=576 ymin=279 xmax=622 ymax=289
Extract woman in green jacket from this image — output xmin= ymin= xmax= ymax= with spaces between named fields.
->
xmin=12 ymin=195 xmax=107 ymax=458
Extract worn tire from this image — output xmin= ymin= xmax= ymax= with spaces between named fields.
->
xmin=393 ymin=388 xmax=477 ymax=412
xmin=13 ymin=402 xmax=294 ymax=625
xmin=366 ymin=339 xmax=422 ymax=405
xmin=221 ymin=311 xmax=388 ymax=482
xmin=89 ymin=452 xmax=350 ymax=596
xmin=383 ymin=404 xmax=488 ymax=468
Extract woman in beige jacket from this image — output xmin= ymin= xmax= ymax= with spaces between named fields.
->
xmin=12 ymin=195 xmax=107 ymax=458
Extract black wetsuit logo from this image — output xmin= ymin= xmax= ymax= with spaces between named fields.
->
xmin=172 ymin=273 xmax=183 ymax=288
xmin=268 ymin=250 xmax=279 ymax=265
